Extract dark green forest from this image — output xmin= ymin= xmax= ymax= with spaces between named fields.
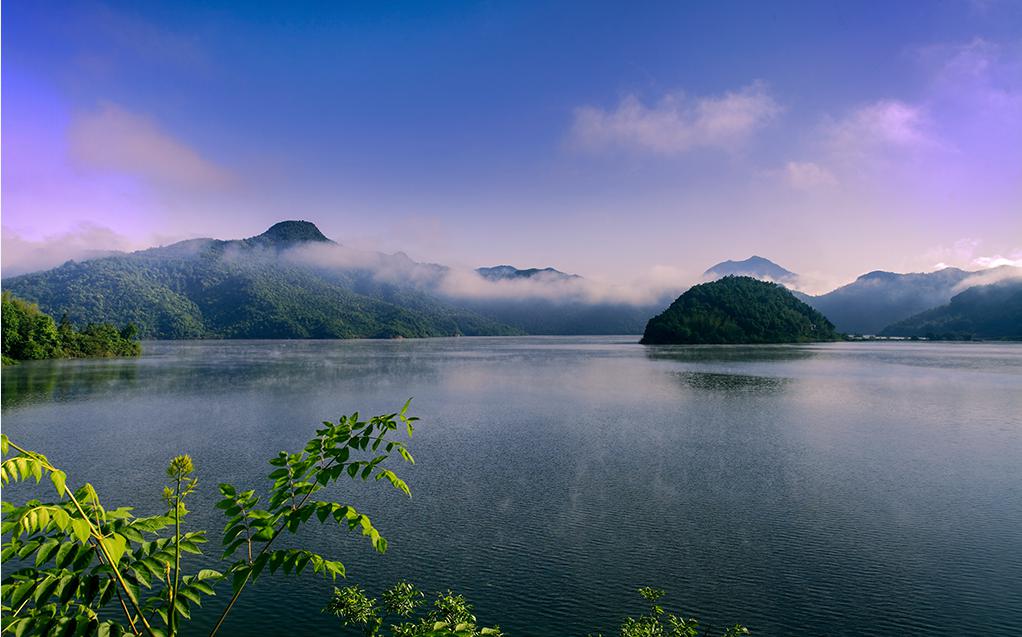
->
xmin=641 ymin=276 xmax=840 ymax=345
xmin=1 ymin=292 xmax=141 ymax=364
xmin=880 ymin=279 xmax=1022 ymax=340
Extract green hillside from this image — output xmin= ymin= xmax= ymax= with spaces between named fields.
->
xmin=880 ymin=279 xmax=1022 ymax=340
xmin=2 ymin=222 xmax=521 ymax=340
xmin=641 ymin=276 xmax=840 ymax=344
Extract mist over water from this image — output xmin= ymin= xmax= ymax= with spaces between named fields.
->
xmin=3 ymin=338 xmax=1021 ymax=636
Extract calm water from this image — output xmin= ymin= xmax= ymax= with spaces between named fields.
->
xmin=2 ymin=338 xmax=1021 ymax=636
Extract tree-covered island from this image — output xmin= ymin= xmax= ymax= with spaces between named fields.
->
xmin=641 ymin=276 xmax=840 ymax=345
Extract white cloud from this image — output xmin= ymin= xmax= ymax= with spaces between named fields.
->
xmin=569 ymin=81 xmax=780 ymax=154
xmin=782 ymin=161 xmax=838 ymax=189
xmin=971 ymin=253 xmax=1022 ymax=269
xmin=953 ymin=263 xmax=1022 ymax=292
xmin=286 ymin=242 xmax=684 ymax=306
xmin=1 ymin=223 xmax=138 ymax=277
xmin=824 ymin=100 xmax=935 ymax=158
xmin=69 ymin=102 xmax=231 ymax=187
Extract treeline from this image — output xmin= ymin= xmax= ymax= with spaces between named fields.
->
xmin=1 ymin=291 xmax=141 ymax=364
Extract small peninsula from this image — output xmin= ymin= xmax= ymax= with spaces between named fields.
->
xmin=1 ymin=292 xmax=142 ymax=365
xmin=640 ymin=276 xmax=840 ymax=345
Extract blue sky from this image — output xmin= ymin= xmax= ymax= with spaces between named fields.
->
xmin=3 ymin=1 xmax=1021 ymax=290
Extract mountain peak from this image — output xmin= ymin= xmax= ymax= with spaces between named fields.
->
xmin=704 ymin=256 xmax=797 ymax=283
xmin=252 ymin=220 xmax=332 ymax=245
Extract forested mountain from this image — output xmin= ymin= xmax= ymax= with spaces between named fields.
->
xmin=476 ymin=265 xmax=579 ymax=281
xmin=703 ymin=256 xmax=798 ymax=285
xmin=801 ymin=268 xmax=975 ymax=334
xmin=880 ymin=279 xmax=1022 ymax=340
xmin=2 ymin=222 xmax=521 ymax=339
xmin=641 ymin=276 xmax=839 ymax=344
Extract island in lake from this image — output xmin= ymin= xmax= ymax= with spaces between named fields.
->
xmin=640 ymin=276 xmax=840 ymax=345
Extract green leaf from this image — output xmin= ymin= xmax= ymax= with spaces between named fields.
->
xmin=231 ymin=567 xmax=250 ymax=594
xmin=49 ymin=470 xmax=67 ymax=497
xmin=101 ymin=533 xmax=128 ymax=566
xmin=70 ymin=518 xmax=92 ymax=545
xmin=197 ymin=568 xmax=223 ymax=581
xmin=35 ymin=538 xmax=60 ymax=566
xmin=54 ymin=541 xmax=76 ymax=568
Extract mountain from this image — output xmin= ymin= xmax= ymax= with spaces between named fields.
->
xmin=461 ymin=265 xmax=654 ymax=334
xmin=2 ymin=221 xmax=521 ymax=339
xmin=476 ymin=265 xmax=580 ymax=281
xmin=641 ymin=276 xmax=839 ymax=344
xmin=248 ymin=220 xmax=332 ymax=246
xmin=802 ymin=267 xmax=975 ymax=335
xmin=880 ymin=279 xmax=1022 ymax=340
xmin=704 ymin=256 xmax=798 ymax=285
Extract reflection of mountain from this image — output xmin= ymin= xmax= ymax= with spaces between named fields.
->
xmin=1 ymin=340 xmax=455 ymax=410
xmin=1 ymin=360 xmax=140 ymax=410
xmin=643 ymin=344 xmax=819 ymax=364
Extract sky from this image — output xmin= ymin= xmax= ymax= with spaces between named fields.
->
xmin=3 ymin=0 xmax=1021 ymax=292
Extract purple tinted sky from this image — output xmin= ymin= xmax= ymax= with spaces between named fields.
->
xmin=2 ymin=0 xmax=1021 ymax=289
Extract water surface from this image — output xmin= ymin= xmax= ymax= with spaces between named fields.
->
xmin=3 ymin=338 xmax=1021 ymax=636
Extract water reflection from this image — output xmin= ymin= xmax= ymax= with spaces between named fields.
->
xmin=1 ymin=359 xmax=140 ymax=409
xmin=674 ymin=370 xmax=792 ymax=394
xmin=643 ymin=344 xmax=819 ymax=364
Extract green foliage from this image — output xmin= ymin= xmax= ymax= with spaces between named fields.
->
xmin=0 ymin=434 xmax=216 ymax=637
xmin=592 ymin=588 xmax=749 ymax=637
xmin=2 ymin=292 xmax=63 ymax=361
xmin=1 ymin=401 xmax=419 ymax=637
xmin=326 ymin=581 xmax=503 ymax=637
xmin=641 ymin=276 xmax=840 ymax=345
xmin=1 ymin=292 xmax=141 ymax=363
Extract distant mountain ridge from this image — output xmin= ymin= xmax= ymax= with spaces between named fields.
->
xmin=476 ymin=265 xmax=579 ymax=281
xmin=6 ymin=223 xmax=1019 ymax=340
xmin=2 ymin=222 xmax=521 ymax=339
xmin=704 ymin=256 xmax=798 ymax=284
xmin=880 ymin=279 xmax=1022 ymax=340
xmin=801 ymin=267 xmax=974 ymax=334
xmin=1 ymin=221 xmax=662 ymax=338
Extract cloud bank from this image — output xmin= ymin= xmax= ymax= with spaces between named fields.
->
xmin=287 ymin=242 xmax=684 ymax=306
xmin=1 ymin=224 xmax=136 ymax=277
xmin=569 ymin=81 xmax=780 ymax=154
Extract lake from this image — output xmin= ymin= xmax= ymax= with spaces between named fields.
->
xmin=2 ymin=337 xmax=1021 ymax=636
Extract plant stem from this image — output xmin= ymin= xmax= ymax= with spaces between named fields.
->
xmin=7 ymin=441 xmax=158 ymax=637
xmin=92 ymin=538 xmax=141 ymax=635
xmin=207 ymin=457 xmax=339 ymax=637
xmin=170 ymin=476 xmax=182 ymax=636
